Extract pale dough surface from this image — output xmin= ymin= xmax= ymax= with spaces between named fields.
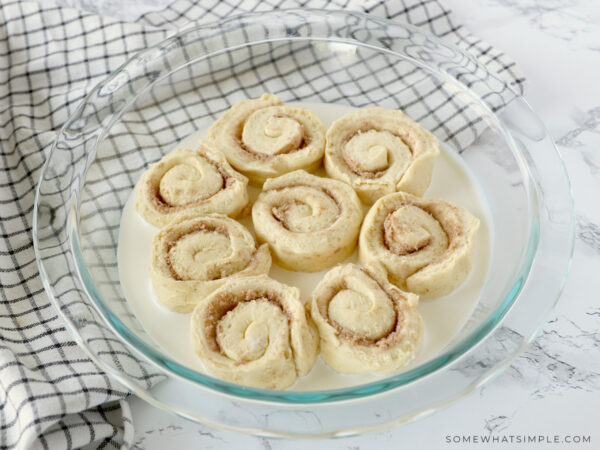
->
xmin=190 ymin=275 xmax=319 ymax=389
xmin=325 ymin=107 xmax=439 ymax=204
xmin=309 ymin=263 xmax=423 ymax=374
xmin=150 ymin=213 xmax=271 ymax=313
xmin=359 ymin=192 xmax=480 ymax=299
xmin=136 ymin=141 xmax=249 ymax=227
xmin=208 ymin=93 xmax=326 ymax=184
xmin=252 ymin=169 xmax=363 ymax=272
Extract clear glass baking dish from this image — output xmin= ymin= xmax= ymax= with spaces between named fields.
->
xmin=33 ymin=9 xmax=574 ymax=437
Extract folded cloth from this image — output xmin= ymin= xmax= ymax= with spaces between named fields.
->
xmin=0 ymin=0 xmax=524 ymax=448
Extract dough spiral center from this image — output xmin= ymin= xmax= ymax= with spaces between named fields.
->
xmin=324 ymin=107 xmax=440 ymax=203
xmin=344 ymin=130 xmax=410 ymax=175
xmin=383 ymin=205 xmax=448 ymax=258
xmin=158 ymin=157 xmax=223 ymax=206
xmin=309 ymin=263 xmax=423 ymax=374
xmin=216 ymin=300 xmax=287 ymax=363
xmin=167 ymin=230 xmax=233 ymax=281
xmin=359 ymin=192 xmax=480 ymax=299
xmin=191 ymin=276 xmax=318 ymax=389
xmin=328 ymin=288 xmax=395 ymax=340
xmin=271 ymin=188 xmax=340 ymax=233
xmin=242 ymin=109 xmax=304 ymax=156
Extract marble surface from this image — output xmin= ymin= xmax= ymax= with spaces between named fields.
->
xmin=59 ymin=0 xmax=600 ymax=448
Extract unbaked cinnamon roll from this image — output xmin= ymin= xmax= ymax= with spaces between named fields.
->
xmin=207 ymin=94 xmax=326 ymax=184
xmin=309 ymin=263 xmax=423 ymax=374
xmin=359 ymin=192 xmax=479 ymax=299
xmin=150 ymin=213 xmax=271 ymax=313
xmin=251 ymin=170 xmax=363 ymax=272
xmin=190 ymin=275 xmax=319 ymax=389
xmin=324 ymin=107 xmax=439 ymax=204
xmin=136 ymin=142 xmax=249 ymax=227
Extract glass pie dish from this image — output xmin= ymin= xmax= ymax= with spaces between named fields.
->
xmin=33 ymin=9 xmax=574 ymax=437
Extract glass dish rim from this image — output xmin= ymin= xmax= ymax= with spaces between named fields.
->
xmin=34 ymin=8 xmax=564 ymax=406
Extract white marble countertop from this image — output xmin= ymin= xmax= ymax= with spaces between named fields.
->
xmin=62 ymin=0 xmax=600 ymax=448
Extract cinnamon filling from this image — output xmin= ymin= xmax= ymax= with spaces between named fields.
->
xmin=238 ymin=136 xmax=310 ymax=160
xmin=201 ymin=289 xmax=291 ymax=355
xmin=266 ymin=184 xmax=342 ymax=231
xmin=236 ymin=113 xmax=311 ymax=160
xmin=162 ymin=221 xmax=231 ymax=281
xmin=148 ymin=151 xmax=230 ymax=212
xmin=373 ymin=200 xmax=460 ymax=282
xmin=271 ymin=200 xmax=303 ymax=230
xmin=383 ymin=211 xmax=431 ymax=256
xmin=321 ymin=272 xmax=405 ymax=348
xmin=340 ymin=124 xmax=413 ymax=178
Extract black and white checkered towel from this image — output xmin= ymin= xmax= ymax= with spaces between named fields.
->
xmin=0 ymin=0 xmax=524 ymax=448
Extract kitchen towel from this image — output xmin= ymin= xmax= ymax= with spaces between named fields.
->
xmin=0 ymin=0 xmax=524 ymax=448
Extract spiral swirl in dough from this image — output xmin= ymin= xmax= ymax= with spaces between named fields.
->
xmin=359 ymin=192 xmax=479 ymax=299
xmin=252 ymin=170 xmax=363 ymax=272
xmin=309 ymin=263 xmax=423 ymax=374
xmin=150 ymin=213 xmax=271 ymax=313
xmin=208 ymin=94 xmax=326 ymax=184
xmin=136 ymin=142 xmax=249 ymax=227
xmin=324 ymin=107 xmax=439 ymax=204
xmin=190 ymin=275 xmax=319 ymax=389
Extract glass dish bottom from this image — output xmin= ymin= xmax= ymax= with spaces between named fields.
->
xmin=117 ymin=101 xmax=493 ymax=392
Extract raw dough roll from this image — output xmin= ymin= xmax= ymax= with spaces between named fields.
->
xmin=190 ymin=275 xmax=319 ymax=389
xmin=359 ymin=192 xmax=479 ymax=299
xmin=309 ymin=263 xmax=423 ymax=374
xmin=208 ymin=93 xmax=326 ymax=184
xmin=324 ymin=107 xmax=439 ymax=204
xmin=150 ymin=213 xmax=271 ymax=313
xmin=136 ymin=142 xmax=249 ymax=227
xmin=252 ymin=170 xmax=363 ymax=272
